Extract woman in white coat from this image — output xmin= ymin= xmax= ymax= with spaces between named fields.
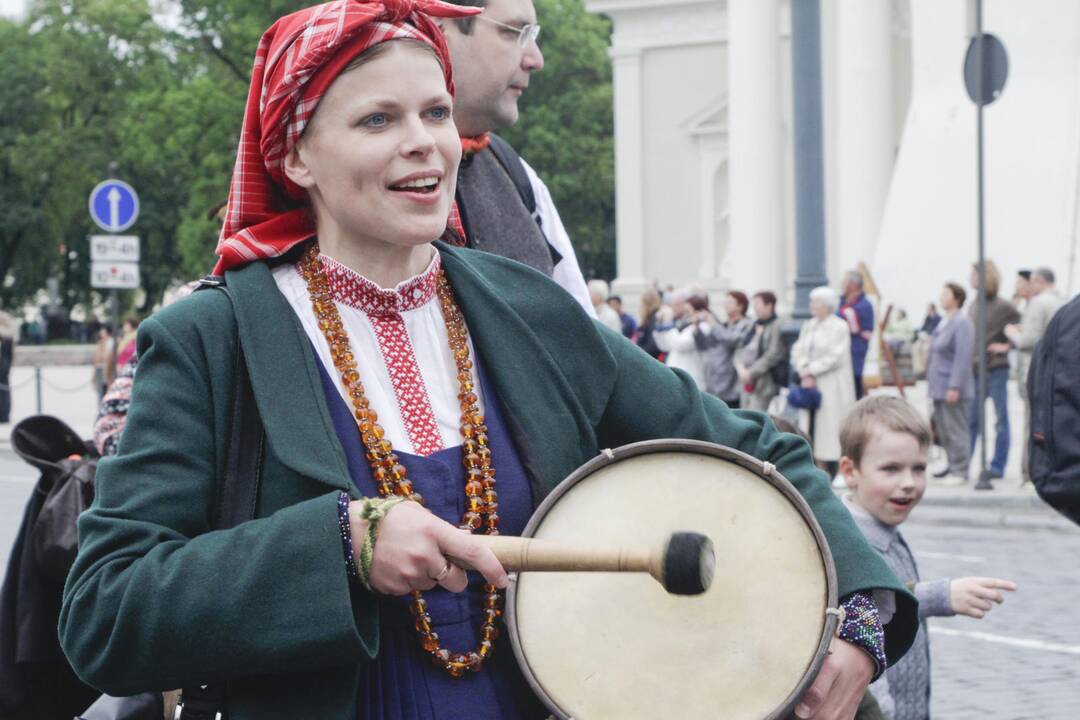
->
xmin=792 ymin=286 xmax=857 ymax=468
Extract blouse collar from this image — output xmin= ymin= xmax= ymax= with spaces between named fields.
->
xmin=314 ymin=250 xmax=441 ymax=315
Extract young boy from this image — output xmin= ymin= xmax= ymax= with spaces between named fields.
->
xmin=839 ymin=396 xmax=1016 ymax=720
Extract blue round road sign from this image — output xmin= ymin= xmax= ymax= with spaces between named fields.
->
xmin=89 ymin=179 xmax=140 ymax=233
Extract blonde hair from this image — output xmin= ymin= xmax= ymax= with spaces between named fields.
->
xmin=639 ymin=287 xmax=661 ymax=325
xmin=972 ymin=259 xmax=1001 ymax=300
xmin=839 ymin=396 xmax=931 ymax=467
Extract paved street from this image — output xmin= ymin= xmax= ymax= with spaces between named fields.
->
xmin=905 ymin=513 xmax=1080 ymax=719
xmin=0 ymin=449 xmax=37 ymax=570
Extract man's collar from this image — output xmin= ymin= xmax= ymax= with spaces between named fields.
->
xmin=461 ymin=133 xmax=492 ymax=156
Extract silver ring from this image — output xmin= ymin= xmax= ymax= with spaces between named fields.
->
xmin=432 ymin=561 xmax=452 ymax=582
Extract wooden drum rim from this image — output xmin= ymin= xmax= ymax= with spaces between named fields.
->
xmin=505 ymin=439 xmax=840 ymax=720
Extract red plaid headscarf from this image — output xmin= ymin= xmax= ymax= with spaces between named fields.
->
xmin=214 ymin=0 xmax=480 ymax=274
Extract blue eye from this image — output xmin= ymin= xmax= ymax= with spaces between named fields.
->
xmin=427 ymin=106 xmax=451 ymax=121
xmin=362 ymin=113 xmax=388 ymax=128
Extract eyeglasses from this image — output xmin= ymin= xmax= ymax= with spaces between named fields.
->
xmin=476 ymin=16 xmax=542 ymax=47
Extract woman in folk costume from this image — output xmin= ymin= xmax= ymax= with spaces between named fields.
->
xmin=59 ymin=2 xmax=917 ymax=718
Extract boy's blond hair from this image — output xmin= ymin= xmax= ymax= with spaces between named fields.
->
xmin=839 ymin=396 xmax=932 ymax=467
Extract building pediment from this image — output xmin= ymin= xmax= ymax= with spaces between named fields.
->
xmin=685 ymin=96 xmax=728 ymax=138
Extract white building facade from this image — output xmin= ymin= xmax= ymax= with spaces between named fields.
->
xmin=585 ymin=0 xmax=1080 ymax=318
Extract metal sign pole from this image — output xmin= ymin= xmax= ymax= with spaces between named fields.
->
xmin=111 ymin=289 xmax=120 ymax=332
xmin=974 ymin=0 xmax=990 ymax=489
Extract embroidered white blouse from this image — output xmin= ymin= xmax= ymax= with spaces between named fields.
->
xmin=273 ymin=249 xmax=484 ymax=458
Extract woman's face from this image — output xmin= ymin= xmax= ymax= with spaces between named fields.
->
xmin=287 ymin=42 xmax=461 ymax=255
xmin=810 ymin=297 xmax=831 ymax=319
xmin=940 ymin=287 xmax=956 ymax=311
xmin=724 ymin=294 xmax=739 ymax=318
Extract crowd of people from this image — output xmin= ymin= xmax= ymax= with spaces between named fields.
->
xmin=590 ymin=261 xmax=1066 ymax=491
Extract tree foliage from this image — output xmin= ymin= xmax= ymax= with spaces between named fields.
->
xmin=502 ymin=0 xmax=614 ymax=279
xmin=0 ymin=0 xmax=615 ymax=322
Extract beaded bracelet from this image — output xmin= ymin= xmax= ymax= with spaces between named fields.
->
xmin=338 ymin=493 xmax=406 ymax=589
xmin=337 ymin=492 xmax=360 ymax=580
xmin=837 ymin=591 xmax=887 ymax=681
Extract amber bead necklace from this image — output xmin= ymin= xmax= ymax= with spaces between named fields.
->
xmin=297 ymin=242 xmax=502 ymax=678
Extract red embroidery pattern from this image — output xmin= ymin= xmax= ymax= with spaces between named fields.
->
xmin=368 ymin=313 xmax=445 ymax=457
xmin=319 ymin=253 xmax=440 ymax=314
xmin=312 ymin=254 xmax=445 ymax=456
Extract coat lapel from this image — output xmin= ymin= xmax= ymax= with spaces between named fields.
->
xmin=438 ymin=245 xmax=608 ymax=493
xmin=225 ymin=261 xmax=352 ymax=494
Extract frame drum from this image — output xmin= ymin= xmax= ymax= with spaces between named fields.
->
xmin=507 ymin=440 xmax=839 ymax=720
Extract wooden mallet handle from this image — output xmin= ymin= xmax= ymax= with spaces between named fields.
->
xmin=448 ymin=532 xmax=714 ymax=596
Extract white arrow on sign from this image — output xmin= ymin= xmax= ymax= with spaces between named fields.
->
xmin=108 ymin=188 xmax=121 ymax=231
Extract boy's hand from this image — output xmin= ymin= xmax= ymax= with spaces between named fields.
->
xmin=950 ymin=577 xmax=1017 ymax=618
xmin=792 ymin=638 xmax=874 ymax=720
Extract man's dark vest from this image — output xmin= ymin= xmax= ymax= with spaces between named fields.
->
xmin=455 ymin=135 xmax=560 ymax=277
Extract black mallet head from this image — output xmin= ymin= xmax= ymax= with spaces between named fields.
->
xmin=659 ymin=532 xmax=715 ymax=596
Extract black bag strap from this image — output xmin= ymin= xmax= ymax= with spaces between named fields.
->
xmin=176 ymin=275 xmax=265 ymax=720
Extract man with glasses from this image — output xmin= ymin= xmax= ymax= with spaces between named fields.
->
xmin=441 ymin=0 xmax=594 ymax=315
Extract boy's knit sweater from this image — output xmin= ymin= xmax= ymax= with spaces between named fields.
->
xmin=843 ymin=496 xmax=955 ymax=720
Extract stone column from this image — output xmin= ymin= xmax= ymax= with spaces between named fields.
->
xmin=610 ymin=46 xmax=646 ymax=289
xmin=835 ymin=0 xmax=894 ymax=270
xmin=727 ymin=0 xmax=784 ymax=297
xmin=791 ymin=0 xmax=830 ymax=319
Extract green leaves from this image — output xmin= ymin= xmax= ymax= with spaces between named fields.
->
xmin=502 ymin=0 xmax=615 ymax=279
xmin=2 ymin=0 xmax=615 ymax=320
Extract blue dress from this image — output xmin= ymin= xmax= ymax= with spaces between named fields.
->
xmin=313 ymin=351 xmax=549 ymax=719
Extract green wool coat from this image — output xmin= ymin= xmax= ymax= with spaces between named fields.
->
xmin=59 ymin=243 xmax=917 ymax=719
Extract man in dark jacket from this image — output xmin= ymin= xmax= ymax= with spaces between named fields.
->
xmin=440 ymin=0 xmax=593 ymax=316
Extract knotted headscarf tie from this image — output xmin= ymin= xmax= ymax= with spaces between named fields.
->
xmin=214 ymin=0 xmax=480 ymax=274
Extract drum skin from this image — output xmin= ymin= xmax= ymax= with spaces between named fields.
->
xmin=507 ymin=440 xmax=838 ymax=720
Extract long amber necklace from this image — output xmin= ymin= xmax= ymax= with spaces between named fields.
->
xmin=297 ymin=242 xmax=502 ymax=678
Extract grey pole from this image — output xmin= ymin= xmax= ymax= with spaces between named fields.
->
xmin=973 ymin=0 xmax=991 ymax=489
xmin=790 ymin=0 xmax=829 ymax=320
xmin=35 ymin=366 xmax=42 ymax=414
xmin=111 ymin=289 xmax=120 ymax=333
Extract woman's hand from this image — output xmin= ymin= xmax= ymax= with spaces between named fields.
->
xmin=950 ymin=577 xmax=1016 ymax=618
xmin=351 ymin=500 xmax=507 ymax=595
xmin=801 ymin=375 xmax=817 ymax=389
xmin=945 ymin=388 xmax=960 ymax=405
xmin=737 ymin=367 xmax=752 ymax=385
xmin=792 ymin=638 xmax=874 ymax=719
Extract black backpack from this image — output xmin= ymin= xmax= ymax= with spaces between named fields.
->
xmin=1027 ymin=294 xmax=1080 ymax=526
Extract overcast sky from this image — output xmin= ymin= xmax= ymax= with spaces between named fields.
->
xmin=0 ymin=0 xmax=26 ymax=20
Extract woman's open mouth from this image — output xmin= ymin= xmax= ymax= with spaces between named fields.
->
xmin=389 ymin=176 xmax=441 ymax=195
xmin=888 ymin=497 xmax=915 ymax=510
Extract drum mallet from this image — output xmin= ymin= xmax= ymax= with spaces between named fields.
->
xmin=453 ymin=532 xmax=715 ymax=596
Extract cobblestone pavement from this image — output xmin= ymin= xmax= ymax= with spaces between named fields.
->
xmin=904 ymin=515 xmax=1080 ymax=719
